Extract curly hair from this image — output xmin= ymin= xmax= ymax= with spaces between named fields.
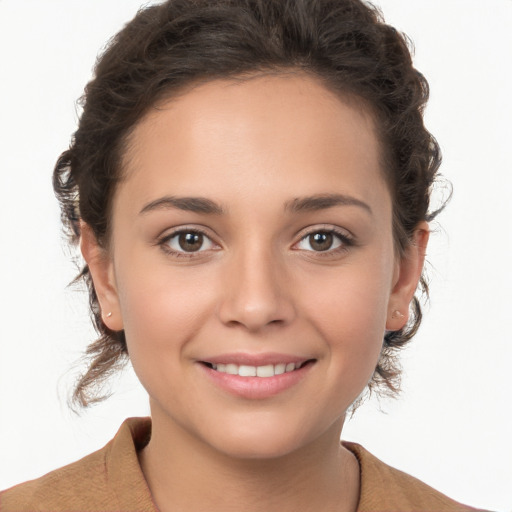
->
xmin=53 ymin=0 xmax=442 ymax=407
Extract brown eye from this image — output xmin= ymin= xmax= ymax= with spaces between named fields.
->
xmin=164 ymin=230 xmax=216 ymax=254
xmin=295 ymin=229 xmax=346 ymax=253
xmin=308 ymin=232 xmax=333 ymax=251
xmin=178 ymin=232 xmax=204 ymax=252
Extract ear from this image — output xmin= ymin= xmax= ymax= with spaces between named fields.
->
xmin=80 ymin=221 xmax=124 ymax=331
xmin=386 ymin=222 xmax=429 ymax=331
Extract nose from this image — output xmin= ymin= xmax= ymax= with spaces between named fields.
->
xmin=217 ymin=245 xmax=296 ymax=332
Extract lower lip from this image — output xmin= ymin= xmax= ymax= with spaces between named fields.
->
xmin=198 ymin=362 xmax=314 ymax=400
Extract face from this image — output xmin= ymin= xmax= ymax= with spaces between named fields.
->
xmin=87 ymin=73 xmax=425 ymax=459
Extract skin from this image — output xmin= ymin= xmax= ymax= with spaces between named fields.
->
xmin=81 ymin=73 xmax=428 ymax=512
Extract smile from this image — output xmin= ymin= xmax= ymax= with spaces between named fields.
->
xmin=204 ymin=361 xmax=310 ymax=378
xmin=199 ymin=357 xmax=316 ymax=399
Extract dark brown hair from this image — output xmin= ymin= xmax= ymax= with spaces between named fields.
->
xmin=53 ymin=0 xmax=442 ymax=407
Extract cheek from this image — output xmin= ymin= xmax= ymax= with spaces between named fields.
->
xmin=302 ymin=262 xmax=392 ymax=388
xmin=305 ymin=260 xmax=390 ymax=336
xmin=117 ymin=252 xmax=212 ymax=327
xmin=114 ymin=258 xmax=217 ymax=373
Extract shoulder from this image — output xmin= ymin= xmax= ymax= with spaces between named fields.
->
xmin=343 ymin=442 xmax=489 ymax=512
xmin=0 ymin=417 xmax=155 ymax=512
xmin=1 ymin=440 xmax=114 ymax=510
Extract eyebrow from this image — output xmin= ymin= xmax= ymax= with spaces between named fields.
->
xmin=284 ymin=194 xmax=373 ymax=216
xmin=139 ymin=193 xmax=372 ymax=217
xmin=139 ymin=196 xmax=224 ymax=215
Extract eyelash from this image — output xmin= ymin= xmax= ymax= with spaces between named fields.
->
xmin=157 ymin=226 xmax=354 ymax=259
xmin=295 ymin=227 xmax=354 ymax=258
xmin=158 ymin=227 xmax=216 ymax=259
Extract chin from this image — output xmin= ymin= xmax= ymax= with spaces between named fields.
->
xmin=211 ymin=431 xmax=308 ymax=460
xmin=203 ymin=413 xmax=336 ymax=461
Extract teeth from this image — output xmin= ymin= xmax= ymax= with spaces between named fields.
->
xmin=256 ymin=364 xmax=274 ymax=377
xmin=274 ymin=363 xmax=286 ymax=375
xmin=209 ymin=362 xmax=302 ymax=377
xmin=239 ymin=365 xmax=257 ymax=377
xmin=225 ymin=363 xmax=238 ymax=375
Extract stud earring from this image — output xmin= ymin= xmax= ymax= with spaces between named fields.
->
xmin=105 ymin=312 xmax=112 ymax=318
xmin=392 ymin=310 xmax=404 ymax=319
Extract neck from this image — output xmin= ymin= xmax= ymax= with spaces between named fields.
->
xmin=139 ymin=407 xmax=360 ymax=512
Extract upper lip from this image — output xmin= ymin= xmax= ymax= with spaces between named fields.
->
xmin=199 ymin=353 xmax=314 ymax=366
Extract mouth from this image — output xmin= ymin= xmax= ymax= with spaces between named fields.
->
xmin=200 ymin=359 xmax=315 ymax=378
xmin=198 ymin=355 xmax=316 ymax=399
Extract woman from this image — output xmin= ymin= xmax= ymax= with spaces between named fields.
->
xmin=0 ymin=0 xmax=493 ymax=510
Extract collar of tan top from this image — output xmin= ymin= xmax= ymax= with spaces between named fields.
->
xmin=107 ymin=417 xmax=157 ymax=511
xmin=108 ymin=418 xmax=477 ymax=512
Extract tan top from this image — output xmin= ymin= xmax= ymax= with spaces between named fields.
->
xmin=1 ymin=417 xmax=484 ymax=511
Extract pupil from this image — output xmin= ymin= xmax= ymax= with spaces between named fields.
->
xmin=179 ymin=232 xmax=203 ymax=252
xmin=310 ymin=232 xmax=332 ymax=251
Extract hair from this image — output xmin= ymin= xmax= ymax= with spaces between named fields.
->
xmin=53 ymin=0 xmax=442 ymax=408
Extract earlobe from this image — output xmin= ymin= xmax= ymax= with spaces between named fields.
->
xmin=386 ymin=222 xmax=429 ymax=331
xmin=79 ymin=222 xmax=124 ymax=331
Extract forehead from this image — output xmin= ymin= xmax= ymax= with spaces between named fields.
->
xmin=117 ymin=73 xmax=390 ymax=218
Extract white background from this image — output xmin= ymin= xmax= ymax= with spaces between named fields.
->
xmin=0 ymin=1 xmax=511 ymax=510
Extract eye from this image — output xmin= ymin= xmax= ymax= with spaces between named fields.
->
xmin=162 ymin=229 xmax=217 ymax=255
xmin=295 ymin=229 xmax=350 ymax=253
